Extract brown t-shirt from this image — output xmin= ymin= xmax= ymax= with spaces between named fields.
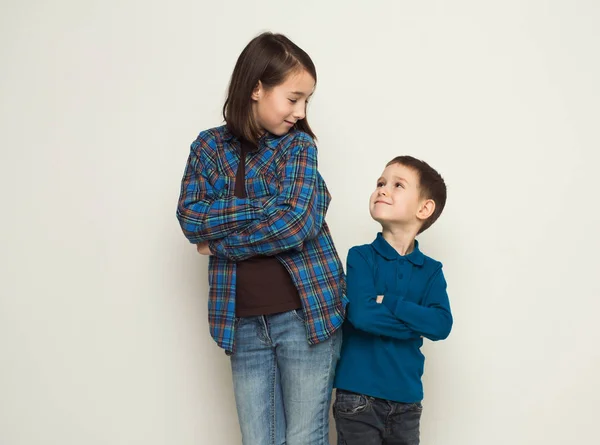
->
xmin=234 ymin=139 xmax=302 ymax=317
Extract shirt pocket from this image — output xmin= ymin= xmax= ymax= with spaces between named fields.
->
xmin=204 ymin=168 xmax=233 ymax=198
xmin=245 ymin=171 xmax=278 ymax=199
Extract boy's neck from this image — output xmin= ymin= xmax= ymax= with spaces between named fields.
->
xmin=381 ymin=227 xmax=417 ymax=256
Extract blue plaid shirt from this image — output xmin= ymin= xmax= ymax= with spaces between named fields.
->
xmin=177 ymin=125 xmax=347 ymax=352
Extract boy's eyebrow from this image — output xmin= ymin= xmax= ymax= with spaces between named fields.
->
xmin=392 ymin=175 xmax=409 ymax=184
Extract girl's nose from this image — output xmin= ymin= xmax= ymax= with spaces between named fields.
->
xmin=293 ymin=103 xmax=306 ymax=120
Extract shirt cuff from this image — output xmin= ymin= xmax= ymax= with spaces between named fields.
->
xmin=208 ymin=239 xmax=227 ymax=259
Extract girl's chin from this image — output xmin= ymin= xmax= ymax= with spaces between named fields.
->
xmin=268 ymin=127 xmax=291 ymax=136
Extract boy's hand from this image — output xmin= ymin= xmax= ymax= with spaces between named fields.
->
xmin=196 ymin=242 xmax=212 ymax=255
xmin=376 ymin=293 xmax=424 ymax=338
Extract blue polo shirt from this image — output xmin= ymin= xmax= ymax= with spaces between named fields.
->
xmin=334 ymin=233 xmax=453 ymax=403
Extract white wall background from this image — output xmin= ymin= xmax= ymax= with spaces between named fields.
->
xmin=1 ymin=0 xmax=599 ymax=444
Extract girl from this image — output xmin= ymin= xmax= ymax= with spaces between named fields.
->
xmin=176 ymin=32 xmax=346 ymax=445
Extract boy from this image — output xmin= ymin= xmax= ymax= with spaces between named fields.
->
xmin=333 ymin=156 xmax=453 ymax=445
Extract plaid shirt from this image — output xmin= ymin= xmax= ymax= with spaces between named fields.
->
xmin=177 ymin=125 xmax=347 ymax=352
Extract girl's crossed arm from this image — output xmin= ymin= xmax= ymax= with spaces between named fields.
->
xmin=177 ymin=132 xmax=266 ymax=243
xmin=209 ymin=134 xmax=326 ymax=262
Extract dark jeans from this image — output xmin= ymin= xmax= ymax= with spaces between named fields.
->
xmin=334 ymin=389 xmax=422 ymax=445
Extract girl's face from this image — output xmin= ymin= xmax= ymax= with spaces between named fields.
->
xmin=251 ymin=69 xmax=315 ymax=136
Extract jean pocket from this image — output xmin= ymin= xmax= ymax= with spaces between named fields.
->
xmin=334 ymin=390 xmax=370 ymax=416
xmin=291 ymin=308 xmax=306 ymax=324
xmin=396 ymin=401 xmax=423 ymax=414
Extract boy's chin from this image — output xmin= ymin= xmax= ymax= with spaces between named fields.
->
xmin=371 ymin=215 xmax=412 ymax=231
xmin=370 ymin=214 xmax=387 ymax=226
xmin=370 ymin=208 xmax=391 ymax=222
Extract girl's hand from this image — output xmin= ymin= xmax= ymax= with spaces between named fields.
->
xmin=196 ymin=242 xmax=212 ymax=255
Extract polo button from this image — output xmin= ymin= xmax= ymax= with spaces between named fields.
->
xmin=398 ymin=273 xmax=404 ymax=279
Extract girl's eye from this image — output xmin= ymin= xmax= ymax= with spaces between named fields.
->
xmin=377 ymin=182 xmax=384 ymax=187
xmin=289 ymin=99 xmax=298 ymax=104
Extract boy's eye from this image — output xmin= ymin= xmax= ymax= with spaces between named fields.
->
xmin=377 ymin=182 xmax=384 ymax=187
xmin=289 ymin=99 xmax=298 ymax=104
xmin=395 ymin=182 xmax=404 ymax=188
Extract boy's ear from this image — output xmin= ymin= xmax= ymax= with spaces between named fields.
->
xmin=416 ymin=199 xmax=436 ymax=222
xmin=251 ymin=81 xmax=263 ymax=101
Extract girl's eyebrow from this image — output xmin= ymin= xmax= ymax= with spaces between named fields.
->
xmin=289 ymin=91 xmax=313 ymax=97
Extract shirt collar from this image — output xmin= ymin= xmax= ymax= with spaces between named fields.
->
xmin=221 ymin=124 xmax=235 ymax=141
xmin=221 ymin=125 xmax=280 ymax=150
xmin=371 ymin=232 xmax=425 ymax=266
xmin=261 ymin=132 xmax=281 ymax=150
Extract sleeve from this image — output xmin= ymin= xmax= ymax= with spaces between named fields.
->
xmin=208 ymin=134 xmax=326 ymax=261
xmin=176 ymin=134 xmax=266 ymax=244
xmin=345 ymin=247 xmax=422 ymax=341
xmin=381 ymin=267 xmax=453 ymax=341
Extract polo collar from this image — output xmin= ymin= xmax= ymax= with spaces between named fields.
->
xmin=371 ymin=232 xmax=425 ymax=266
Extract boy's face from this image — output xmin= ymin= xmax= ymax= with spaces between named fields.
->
xmin=369 ymin=163 xmax=425 ymax=229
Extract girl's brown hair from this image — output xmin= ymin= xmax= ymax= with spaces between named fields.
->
xmin=223 ymin=32 xmax=317 ymax=144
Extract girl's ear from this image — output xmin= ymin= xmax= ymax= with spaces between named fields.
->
xmin=251 ymin=80 xmax=263 ymax=101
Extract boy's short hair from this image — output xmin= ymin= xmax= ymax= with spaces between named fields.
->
xmin=386 ymin=156 xmax=447 ymax=234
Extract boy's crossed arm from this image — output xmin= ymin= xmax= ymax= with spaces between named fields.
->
xmin=346 ymin=248 xmax=453 ymax=341
xmin=378 ymin=269 xmax=452 ymax=341
xmin=346 ymin=248 xmax=420 ymax=340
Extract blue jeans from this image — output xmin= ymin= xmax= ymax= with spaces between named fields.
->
xmin=231 ymin=309 xmax=342 ymax=445
xmin=334 ymin=390 xmax=422 ymax=445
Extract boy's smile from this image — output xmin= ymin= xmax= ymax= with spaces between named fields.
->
xmin=369 ymin=164 xmax=425 ymax=232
